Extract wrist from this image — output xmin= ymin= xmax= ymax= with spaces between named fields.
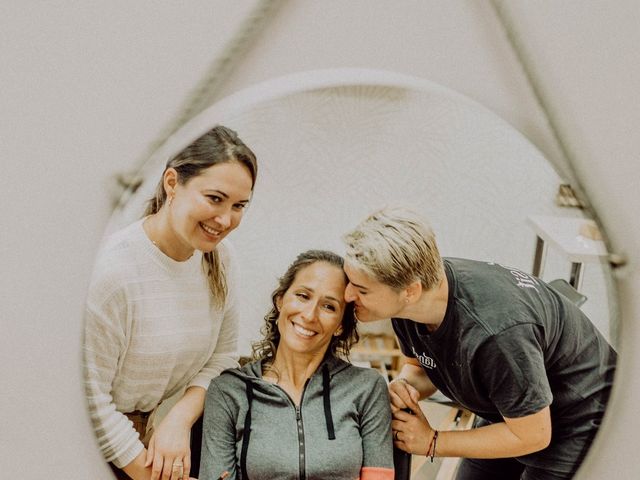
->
xmin=393 ymin=377 xmax=411 ymax=386
xmin=426 ymin=430 xmax=439 ymax=461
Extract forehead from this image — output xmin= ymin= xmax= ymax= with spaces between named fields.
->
xmin=343 ymin=262 xmax=382 ymax=289
xmin=291 ymin=262 xmax=347 ymax=292
xmin=188 ymin=161 xmax=253 ymax=190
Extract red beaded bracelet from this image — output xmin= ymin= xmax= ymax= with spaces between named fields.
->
xmin=428 ymin=430 xmax=439 ymax=463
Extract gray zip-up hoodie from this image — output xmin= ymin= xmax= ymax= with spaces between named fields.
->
xmin=199 ymin=355 xmax=394 ymax=480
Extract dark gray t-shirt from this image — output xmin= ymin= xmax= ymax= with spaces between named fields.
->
xmin=392 ymin=258 xmax=616 ymax=471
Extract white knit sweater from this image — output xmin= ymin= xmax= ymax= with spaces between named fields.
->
xmin=83 ymin=218 xmax=239 ymax=468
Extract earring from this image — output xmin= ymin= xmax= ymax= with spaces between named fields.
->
xmin=167 ymin=195 xmax=173 ymax=207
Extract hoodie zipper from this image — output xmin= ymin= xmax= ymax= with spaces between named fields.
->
xmin=271 ymin=378 xmax=310 ymax=480
xmin=295 ymin=404 xmax=306 ymax=480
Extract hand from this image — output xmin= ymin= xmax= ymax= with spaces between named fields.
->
xmin=388 ymin=378 xmax=421 ymax=413
xmin=145 ymin=414 xmax=192 ymax=480
xmin=391 ymin=396 xmax=435 ymax=455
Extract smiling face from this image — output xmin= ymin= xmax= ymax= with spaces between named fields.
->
xmin=165 ymin=160 xmax=253 ymax=259
xmin=275 ymin=261 xmax=348 ymax=358
xmin=343 ymin=261 xmax=407 ymax=322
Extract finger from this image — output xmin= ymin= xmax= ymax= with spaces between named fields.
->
xmin=402 ymin=393 xmax=423 ymax=417
xmin=389 ymin=389 xmax=409 ymax=410
xmin=170 ymin=460 xmax=184 ymax=480
xmin=145 ymin=438 xmax=155 ymax=467
xmin=162 ymin=457 xmax=176 ymax=480
xmin=183 ymin=453 xmax=191 ymax=480
xmin=150 ymin=454 xmax=163 ymax=480
xmin=391 ymin=419 xmax=404 ymax=431
xmin=392 ymin=409 xmax=414 ymax=422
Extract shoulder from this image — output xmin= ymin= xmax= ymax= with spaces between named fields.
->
xmin=216 ymin=239 xmax=236 ymax=268
xmin=93 ymin=220 xmax=145 ymax=276
xmin=338 ymin=362 xmax=388 ymax=390
xmin=209 ymin=362 xmax=256 ymax=394
xmin=89 ymin=222 xmax=144 ymax=290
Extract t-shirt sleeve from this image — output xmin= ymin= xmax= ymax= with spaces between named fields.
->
xmin=200 ymin=379 xmax=240 ymax=480
xmin=391 ymin=319 xmax=415 ymax=358
xmin=475 ymin=323 xmax=553 ymax=418
xmin=359 ymin=373 xmax=395 ymax=479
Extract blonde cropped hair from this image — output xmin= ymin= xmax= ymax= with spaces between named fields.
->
xmin=343 ymin=206 xmax=443 ymax=291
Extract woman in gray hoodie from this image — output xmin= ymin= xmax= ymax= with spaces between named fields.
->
xmin=199 ymin=249 xmax=395 ymax=480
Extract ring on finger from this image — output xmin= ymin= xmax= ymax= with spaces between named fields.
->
xmin=394 ymin=430 xmax=400 ymax=441
xmin=172 ymin=462 xmax=184 ymax=477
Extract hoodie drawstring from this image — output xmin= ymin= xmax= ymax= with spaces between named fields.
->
xmin=240 ymin=380 xmax=253 ymax=480
xmin=322 ymin=363 xmax=336 ymax=440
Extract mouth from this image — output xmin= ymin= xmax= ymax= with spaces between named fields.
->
xmin=292 ymin=322 xmax=317 ymax=338
xmin=200 ymin=222 xmax=224 ymax=239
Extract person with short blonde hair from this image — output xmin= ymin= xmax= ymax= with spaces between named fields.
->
xmin=342 ymin=206 xmax=616 ymax=480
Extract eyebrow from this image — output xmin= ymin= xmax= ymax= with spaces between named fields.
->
xmin=299 ymin=286 xmax=342 ymax=303
xmin=349 ymin=281 xmax=369 ymax=291
xmin=206 ymin=190 xmax=250 ymax=203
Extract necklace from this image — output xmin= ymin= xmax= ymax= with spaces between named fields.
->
xmin=144 ymin=216 xmax=193 ymax=260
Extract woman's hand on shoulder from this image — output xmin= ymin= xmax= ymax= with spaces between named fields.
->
xmin=145 ymin=414 xmax=192 ymax=480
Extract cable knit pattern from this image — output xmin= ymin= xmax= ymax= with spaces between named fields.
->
xmin=83 ymin=218 xmax=239 ymax=468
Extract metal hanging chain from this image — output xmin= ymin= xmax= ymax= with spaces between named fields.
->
xmin=113 ymin=0 xmax=287 ymax=207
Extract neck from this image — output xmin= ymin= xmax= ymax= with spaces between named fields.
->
xmin=143 ymin=211 xmax=194 ymax=261
xmin=266 ymin=347 xmax=329 ymax=392
xmin=400 ymin=271 xmax=449 ymax=331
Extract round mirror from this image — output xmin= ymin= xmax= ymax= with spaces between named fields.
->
xmin=92 ymin=68 xmax=617 ymax=476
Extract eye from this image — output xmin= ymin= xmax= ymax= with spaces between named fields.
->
xmin=232 ymin=202 xmax=248 ymax=211
xmin=207 ymin=195 xmax=223 ymax=203
xmin=323 ymin=303 xmax=337 ymax=312
xmin=358 ymin=290 xmax=368 ymax=296
xmin=295 ymin=292 xmax=309 ymax=300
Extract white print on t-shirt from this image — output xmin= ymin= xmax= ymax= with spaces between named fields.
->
xmin=488 ymin=262 xmax=539 ymax=291
xmin=412 ymin=346 xmax=436 ymax=369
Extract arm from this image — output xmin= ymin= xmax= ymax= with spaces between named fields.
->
xmin=388 ymin=356 xmax=438 ymax=411
xmin=145 ymin=247 xmax=241 ymax=480
xmin=83 ymin=283 xmax=147 ymax=473
xmin=143 ymin=386 xmax=205 ymax=480
xmin=199 ymin=381 xmax=239 ymax=480
xmin=393 ymin=325 xmax=553 ymax=459
xmin=359 ymin=374 xmax=395 ymax=480
xmin=393 ymin=398 xmax=551 ymax=458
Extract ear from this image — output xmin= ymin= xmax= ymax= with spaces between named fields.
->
xmin=404 ymin=279 xmax=423 ymax=304
xmin=275 ymin=295 xmax=283 ymax=311
xmin=333 ymin=327 xmax=343 ymax=337
xmin=163 ymin=167 xmax=178 ymax=197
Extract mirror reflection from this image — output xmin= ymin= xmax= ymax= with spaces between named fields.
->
xmin=84 ymin=75 xmax=617 ymax=479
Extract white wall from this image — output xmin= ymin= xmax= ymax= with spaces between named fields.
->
xmin=1 ymin=1 xmax=638 ymax=478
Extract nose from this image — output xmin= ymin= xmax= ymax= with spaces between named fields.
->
xmin=300 ymin=301 xmax=319 ymax=322
xmin=215 ymin=210 xmax=232 ymax=229
xmin=344 ymin=283 xmax=357 ymax=302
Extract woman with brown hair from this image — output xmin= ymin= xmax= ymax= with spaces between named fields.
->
xmin=83 ymin=125 xmax=257 ymax=480
xmin=200 ymin=250 xmax=395 ymax=480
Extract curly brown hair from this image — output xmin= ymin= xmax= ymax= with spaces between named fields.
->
xmin=251 ymin=250 xmax=359 ymax=363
